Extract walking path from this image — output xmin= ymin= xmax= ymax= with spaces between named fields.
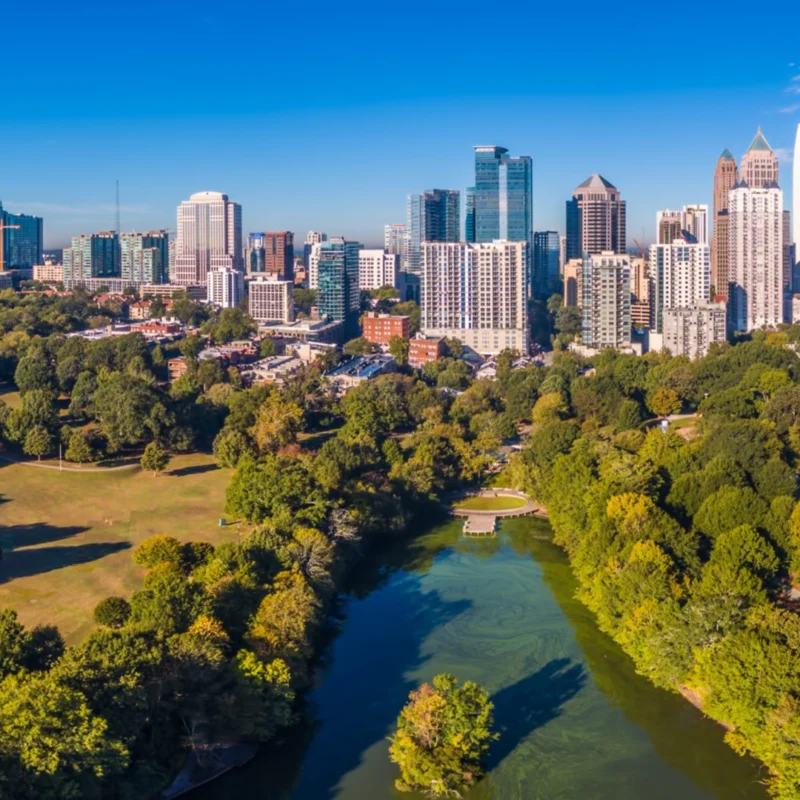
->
xmin=0 ymin=452 xmax=139 ymax=473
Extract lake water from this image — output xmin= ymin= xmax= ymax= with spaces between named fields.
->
xmin=196 ymin=517 xmax=769 ymax=800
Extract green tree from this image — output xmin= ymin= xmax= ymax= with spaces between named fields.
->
xmin=140 ymin=441 xmax=169 ymax=476
xmin=14 ymin=355 xmax=55 ymax=394
xmin=65 ymin=432 xmax=95 ymax=465
xmin=389 ymin=673 xmax=497 ymax=797
xmin=93 ymin=597 xmax=132 ymax=629
xmin=532 ymin=392 xmax=567 ymax=426
xmin=93 ymin=373 xmax=159 ymax=450
xmin=133 ymin=535 xmax=184 ymax=568
xmin=389 ymin=335 xmax=410 ymax=365
xmin=259 ymin=337 xmax=277 ymax=358
xmin=128 ymin=562 xmax=209 ymax=633
xmin=343 ymin=336 xmax=378 ymax=356
xmin=647 ymin=388 xmax=682 ymax=418
xmin=213 ymin=427 xmax=255 ymax=468
xmin=23 ymin=425 xmax=52 ymax=461
xmin=249 ymin=393 xmax=304 ymax=454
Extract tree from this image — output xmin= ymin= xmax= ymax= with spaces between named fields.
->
xmin=389 ymin=335 xmax=410 ymax=366
xmin=65 ymin=431 xmax=95 ymax=465
xmin=140 ymin=441 xmax=169 ymax=476
xmin=249 ymin=393 xmax=304 ymax=454
xmin=133 ymin=535 xmax=184 ymax=568
xmin=128 ymin=562 xmax=209 ymax=633
xmin=554 ymin=306 xmax=582 ymax=336
xmin=213 ymin=427 xmax=254 ymax=468
xmin=93 ymin=373 xmax=159 ymax=450
xmin=204 ymin=307 xmax=256 ymax=344
xmin=14 ymin=355 xmax=55 ymax=394
xmin=93 ymin=597 xmax=131 ymax=629
xmin=259 ymin=337 xmax=277 ymax=358
xmin=23 ymin=425 xmax=52 ymax=461
xmin=389 ymin=673 xmax=497 ymax=797
xmin=344 ymin=336 xmax=377 ymax=356
xmin=647 ymin=388 xmax=681 ymax=418
xmin=532 ymin=392 xmax=567 ymax=426
xmin=22 ymin=389 xmax=58 ymax=428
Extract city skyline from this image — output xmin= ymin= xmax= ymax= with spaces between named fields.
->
xmin=2 ymin=0 xmax=799 ymax=249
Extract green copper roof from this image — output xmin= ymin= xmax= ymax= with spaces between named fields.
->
xmin=720 ymin=148 xmax=734 ymax=160
xmin=747 ymin=126 xmax=772 ymax=152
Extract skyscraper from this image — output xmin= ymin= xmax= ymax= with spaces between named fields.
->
xmin=711 ymin=149 xmax=738 ymax=296
xmin=175 ymin=191 xmax=242 ymax=286
xmin=533 ymin=231 xmax=561 ymax=299
xmin=566 ymin=175 xmax=626 ymax=259
xmin=579 ymin=252 xmax=631 ymax=350
xmin=207 ymin=267 xmax=244 ymax=309
xmin=682 ymin=204 xmax=709 ymax=245
xmin=406 ymin=189 xmax=460 ymax=274
xmin=656 ymin=210 xmax=683 ymax=245
xmin=420 ymin=240 xmax=528 ymax=355
xmin=740 ymin=127 xmax=779 ymax=188
xmin=794 ymin=124 xmax=800 ymax=265
xmin=63 ymin=232 xmax=120 ymax=282
xmin=317 ymin=238 xmax=360 ymax=339
xmin=384 ymin=224 xmax=407 ymax=268
xmin=464 ymin=188 xmax=476 ymax=243
xmin=648 ymin=237 xmax=711 ymax=333
xmin=729 ymin=183 xmax=783 ymax=331
xmin=244 ymin=232 xmax=294 ymax=280
xmin=120 ymin=231 xmax=169 ymax=284
xmin=358 ymin=250 xmax=399 ymax=290
xmin=303 ymin=231 xmax=327 ymax=275
xmin=0 ymin=205 xmax=43 ymax=271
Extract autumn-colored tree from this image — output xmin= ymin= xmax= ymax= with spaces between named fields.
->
xmin=249 ymin=393 xmax=304 ymax=454
xmin=647 ymin=388 xmax=681 ymax=418
xmin=531 ymin=392 xmax=567 ymax=426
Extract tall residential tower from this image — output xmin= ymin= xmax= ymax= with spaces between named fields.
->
xmin=406 ymin=189 xmax=460 ymax=274
xmin=711 ymin=150 xmax=738 ymax=296
xmin=566 ymin=174 xmax=626 ymax=259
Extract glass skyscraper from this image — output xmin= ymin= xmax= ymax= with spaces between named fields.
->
xmin=465 ymin=188 xmax=476 ymax=243
xmin=120 ymin=231 xmax=169 ymax=283
xmin=0 ymin=202 xmax=43 ymax=271
xmin=317 ymin=237 xmax=361 ymax=340
xmin=533 ymin=231 xmax=561 ymax=300
xmin=63 ymin=232 xmax=120 ymax=282
xmin=406 ymin=189 xmax=460 ymax=274
xmin=473 ymin=146 xmax=532 ymax=247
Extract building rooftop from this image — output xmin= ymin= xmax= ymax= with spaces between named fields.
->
xmin=327 ymin=354 xmax=395 ymax=380
xmin=719 ymin=148 xmax=735 ymax=160
xmin=575 ymin=173 xmax=617 ymax=191
xmin=746 ymin=126 xmax=772 ymax=153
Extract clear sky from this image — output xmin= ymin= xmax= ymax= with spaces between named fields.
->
xmin=1 ymin=0 xmax=799 ymax=249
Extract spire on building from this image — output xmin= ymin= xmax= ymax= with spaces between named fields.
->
xmin=747 ymin=126 xmax=772 ymax=152
xmin=719 ymin=148 xmax=735 ymax=160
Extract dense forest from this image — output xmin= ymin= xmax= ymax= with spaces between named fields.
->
xmin=3 ymin=286 xmax=800 ymax=797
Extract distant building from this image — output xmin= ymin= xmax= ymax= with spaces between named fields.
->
xmin=175 ymin=191 xmax=242 ymax=285
xmin=0 ymin=204 xmax=43 ymax=270
xmin=406 ymin=189 xmax=460 ymax=274
xmin=63 ymin=232 xmax=120 ymax=281
xmin=579 ymin=252 xmax=631 ymax=350
xmin=421 ymin=240 xmax=528 ymax=355
xmin=384 ymin=224 xmax=407 ymax=268
xmin=120 ymin=231 xmax=169 ymax=284
xmin=326 ymin=354 xmax=396 ymax=393
xmin=358 ymin=249 xmax=399 ymax=290
xmin=682 ymin=204 xmax=709 ymax=245
xmin=729 ymin=182 xmax=783 ymax=331
xmin=207 ymin=267 xmax=244 ymax=309
xmin=630 ymin=257 xmax=651 ymax=330
xmin=362 ymin=312 xmax=410 ymax=345
xmin=740 ymin=126 xmax=779 ymax=188
xmin=533 ymin=231 xmax=561 ymax=299
xmin=317 ymin=238 xmax=361 ymax=340
xmin=33 ymin=262 xmax=63 ymax=283
xmin=408 ymin=334 xmax=445 ymax=368
xmin=248 ymin=277 xmax=295 ymax=324
xmin=792 ymin=294 xmax=800 ymax=324
xmin=663 ymin=302 xmax=727 ymax=360
xmin=656 ymin=210 xmax=683 ymax=245
xmin=257 ymin=317 xmax=343 ymax=345
xmin=566 ymin=174 xmax=626 ymax=259
xmin=711 ymin=149 xmax=739 ymax=297
xmin=649 ymin=238 xmax=710 ymax=333
xmin=303 ymin=231 xmax=326 ymax=276
xmin=245 ymin=232 xmax=293 ymax=280
xmin=563 ymin=259 xmax=581 ymax=307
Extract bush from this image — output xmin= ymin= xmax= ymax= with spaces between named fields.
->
xmin=93 ymin=597 xmax=131 ymax=629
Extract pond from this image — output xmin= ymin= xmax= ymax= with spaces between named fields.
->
xmin=195 ymin=517 xmax=769 ymax=800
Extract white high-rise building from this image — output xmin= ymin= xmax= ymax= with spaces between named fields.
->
xmin=207 ymin=267 xmax=244 ymax=309
xmin=248 ymin=276 xmax=295 ymax=324
xmin=793 ymin=123 xmax=800 ymax=265
xmin=358 ymin=249 xmax=399 ymax=290
xmin=305 ymin=231 xmax=326 ymax=245
xmin=578 ymin=252 xmax=631 ymax=350
xmin=648 ymin=238 xmax=710 ymax=332
xmin=682 ymin=204 xmax=709 ymax=244
xmin=663 ymin=302 xmax=727 ymax=360
xmin=421 ymin=240 xmax=528 ymax=354
xmin=175 ymin=191 xmax=243 ymax=286
xmin=308 ymin=242 xmax=322 ymax=290
xmin=729 ymin=183 xmax=784 ymax=331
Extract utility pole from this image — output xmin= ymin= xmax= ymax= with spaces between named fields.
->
xmin=0 ymin=220 xmax=21 ymax=272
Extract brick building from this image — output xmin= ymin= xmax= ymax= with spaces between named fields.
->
xmin=362 ymin=312 xmax=410 ymax=345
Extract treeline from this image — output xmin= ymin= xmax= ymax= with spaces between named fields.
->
xmin=0 ymin=344 xmax=542 ymax=796
xmin=509 ymin=331 xmax=800 ymax=799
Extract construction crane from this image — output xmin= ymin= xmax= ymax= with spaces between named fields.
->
xmin=0 ymin=219 xmax=21 ymax=273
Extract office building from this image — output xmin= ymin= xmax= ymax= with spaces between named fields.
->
xmin=794 ymin=124 xmax=800 ymax=264
xmin=246 ymin=233 xmax=267 ymax=274
xmin=358 ymin=249 xmax=399 ymax=290
xmin=465 ymin=188 xmax=476 ymax=243
xmin=740 ymin=127 xmax=779 ymax=188
xmin=579 ymin=252 xmax=631 ymax=350
xmin=649 ymin=238 xmax=710 ymax=333
xmin=711 ymin=149 xmax=739 ymax=296
xmin=682 ymin=204 xmax=708 ymax=244
xmin=175 ymin=191 xmax=242 ymax=285
xmin=384 ymin=224 xmax=407 ymax=268
xmin=533 ymin=231 xmax=561 ymax=299
xmin=729 ymin=183 xmax=783 ymax=331
xmin=566 ymin=175 xmax=626 ymax=259
xmin=248 ymin=277 xmax=295 ymax=324
xmin=317 ymin=238 xmax=360 ymax=340
xmin=0 ymin=204 xmax=43 ymax=270
xmin=303 ymin=231 xmax=327 ymax=275
xmin=207 ymin=267 xmax=244 ymax=309
xmin=362 ymin=312 xmax=410 ymax=345
xmin=420 ymin=240 xmax=528 ymax=355
xmin=406 ymin=189 xmax=460 ymax=274
xmin=120 ymin=231 xmax=169 ymax=284
xmin=656 ymin=210 xmax=683 ymax=245
xmin=663 ymin=302 xmax=727 ymax=360
xmin=63 ymin=232 xmax=120 ymax=282
xmin=246 ymin=232 xmax=294 ymax=281
xmin=472 ymin=146 xmax=533 ymax=249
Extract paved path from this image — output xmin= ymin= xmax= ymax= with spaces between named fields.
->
xmin=0 ymin=452 xmax=139 ymax=473
xmin=451 ymin=489 xmax=546 ymax=519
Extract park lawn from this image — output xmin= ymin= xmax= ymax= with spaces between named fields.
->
xmin=0 ymin=451 xmax=238 ymax=643
xmin=455 ymin=495 xmax=527 ymax=511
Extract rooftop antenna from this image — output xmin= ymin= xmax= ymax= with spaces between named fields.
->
xmin=115 ymin=180 xmax=120 ymax=234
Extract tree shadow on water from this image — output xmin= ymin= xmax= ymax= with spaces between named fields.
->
xmin=486 ymin=658 xmax=587 ymax=770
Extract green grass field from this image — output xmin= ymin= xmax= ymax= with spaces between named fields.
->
xmin=0 ymin=452 xmax=237 ymax=643
xmin=454 ymin=495 xmax=527 ymax=511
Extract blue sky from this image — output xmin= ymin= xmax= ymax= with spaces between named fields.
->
xmin=1 ymin=0 xmax=799 ymax=249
